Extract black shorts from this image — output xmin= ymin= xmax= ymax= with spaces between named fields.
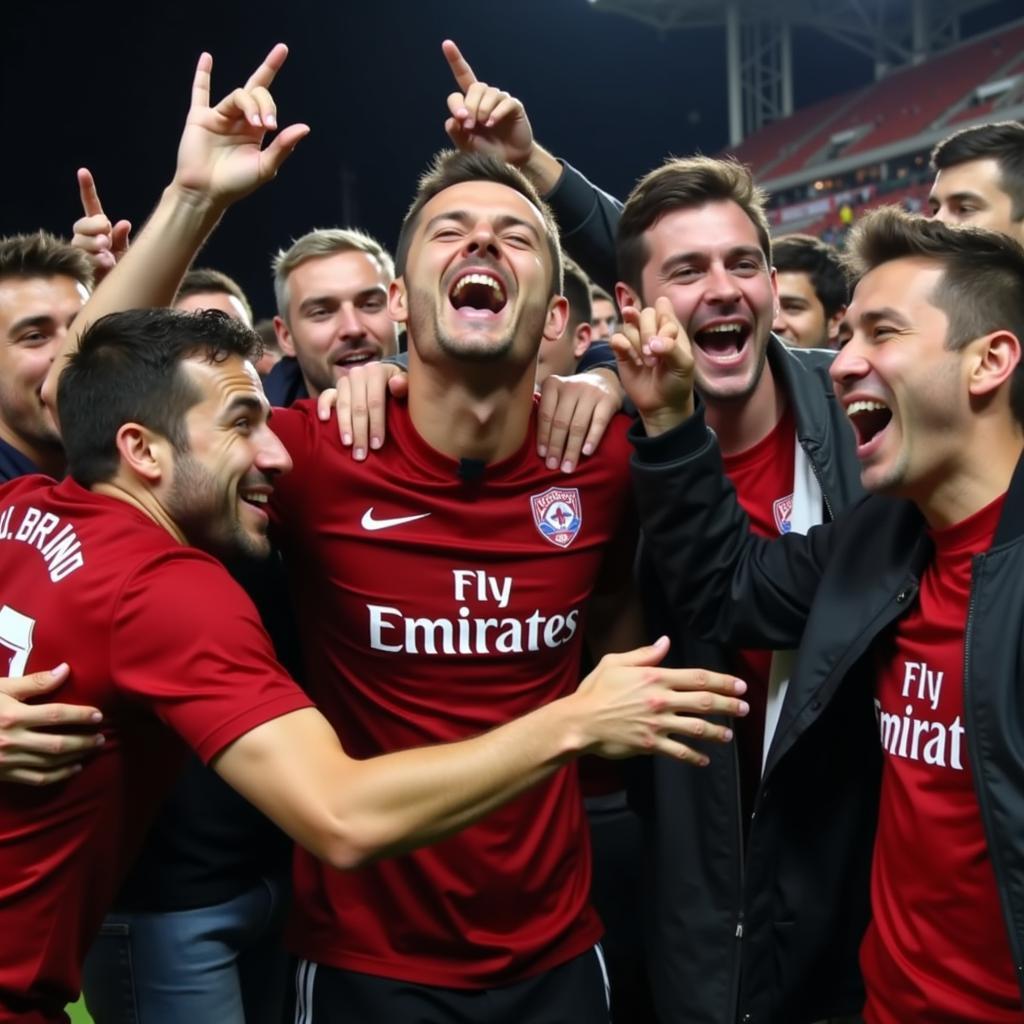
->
xmin=290 ymin=945 xmax=611 ymax=1024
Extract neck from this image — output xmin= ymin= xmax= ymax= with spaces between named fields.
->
xmin=915 ymin=428 xmax=1024 ymax=530
xmin=406 ymin=349 xmax=537 ymax=463
xmin=0 ymin=422 xmax=66 ymax=478
xmin=92 ymin=478 xmax=187 ymax=544
xmin=703 ymin=360 xmax=787 ymax=456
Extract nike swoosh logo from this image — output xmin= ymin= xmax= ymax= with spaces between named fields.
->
xmin=360 ymin=508 xmax=432 ymax=532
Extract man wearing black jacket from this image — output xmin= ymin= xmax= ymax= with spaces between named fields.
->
xmin=624 ymin=208 xmax=1024 ymax=1023
xmin=439 ymin=39 xmax=864 ymax=1024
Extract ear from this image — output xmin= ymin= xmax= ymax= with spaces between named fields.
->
xmin=614 ymin=281 xmax=639 ymax=313
xmin=388 ymin=278 xmax=410 ymax=325
xmin=827 ymin=304 xmax=847 ymax=345
xmin=115 ymin=423 xmax=171 ymax=485
xmin=572 ymin=321 xmax=593 ymax=360
xmin=968 ymin=329 xmax=1021 ymax=401
xmin=542 ymin=295 xmax=570 ymax=343
xmin=273 ymin=315 xmax=296 ymax=359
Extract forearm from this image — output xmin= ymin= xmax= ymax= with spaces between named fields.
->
xmin=218 ymin=697 xmax=594 ymax=871
xmin=340 ymin=692 xmax=591 ymax=860
xmin=44 ymin=184 xmax=223 ymax=407
xmin=541 ymin=159 xmax=623 ymax=295
xmin=521 ymin=141 xmax=564 ymax=195
xmin=630 ymin=409 xmax=824 ymax=647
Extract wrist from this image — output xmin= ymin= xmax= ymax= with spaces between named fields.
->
xmin=640 ymin=400 xmax=693 ymax=438
xmin=522 ymin=144 xmax=563 ymax=196
xmin=163 ymin=180 xmax=228 ymax=221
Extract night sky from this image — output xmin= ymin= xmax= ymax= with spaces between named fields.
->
xmin=2 ymin=0 xmax=1019 ymax=315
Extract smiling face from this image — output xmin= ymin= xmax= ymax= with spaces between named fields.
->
xmin=628 ymin=200 xmax=777 ymax=403
xmin=275 ymin=250 xmax=399 ymax=397
xmin=164 ymin=355 xmax=292 ymax=559
xmin=0 ymin=273 xmax=87 ymax=467
xmin=392 ymin=179 xmax=566 ymax=371
xmin=773 ymin=270 xmax=835 ymax=349
xmin=831 ymin=257 xmax=970 ymax=498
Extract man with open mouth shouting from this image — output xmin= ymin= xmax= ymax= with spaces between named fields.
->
xmin=625 ymin=207 xmax=1024 ymax=1024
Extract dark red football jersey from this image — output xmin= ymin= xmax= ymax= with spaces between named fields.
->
xmin=0 ymin=476 xmax=311 ymax=1023
xmin=270 ymin=398 xmax=635 ymax=988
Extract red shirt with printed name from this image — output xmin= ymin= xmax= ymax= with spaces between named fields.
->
xmin=862 ymin=492 xmax=1023 ymax=1024
xmin=0 ymin=476 xmax=312 ymax=1023
xmin=721 ymin=405 xmax=796 ymax=816
xmin=269 ymin=398 xmax=634 ymax=988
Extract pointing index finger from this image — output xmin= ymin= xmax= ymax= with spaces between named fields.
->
xmin=76 ymin=168 xmax=104 ymax=218
xmin=191 ymin=51 xmax=213 ymax=109
xmin=442 ymin=39 xmax=478 ymax=92
xmin=244 ymin=42 xmax=289 ymax=90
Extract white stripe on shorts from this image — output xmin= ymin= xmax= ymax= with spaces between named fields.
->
xmin=593 ymin=942 xmax=611 ymax=1010
xmin=293 ymin=958 xmax=318 ymax=1024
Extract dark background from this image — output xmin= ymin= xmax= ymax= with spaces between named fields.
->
xmin=2 ymin=0 xmax=1019 ymax=315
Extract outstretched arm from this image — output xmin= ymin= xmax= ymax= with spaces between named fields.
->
xmin=213 ymin=636 xmax=748 ymax=869
xmin=43 ymin=44 xmax=308 ymax=410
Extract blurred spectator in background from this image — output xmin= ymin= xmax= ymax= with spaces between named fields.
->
xmin=929 ymin=120 xmax=1024 ymax=243
xmin=772 ymin=233 xmax=848 ymax=349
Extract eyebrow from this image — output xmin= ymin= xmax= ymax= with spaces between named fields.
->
xmin=930 ymin=189 xmax=988 ymax=207
xmin=423 ymin=210 xmax=541 ymax=241
xmin=838 ymin=306 xmax=911 ymax=338
xmin=298 ymin=286 xmax=386 ymax=313
xmin=7 ymin=314 xmax=56 ymax=339
xmin=660 ymin=245 xmax=766 ymax=275
xmin=220 ymin=395 xmax=266 ymax=422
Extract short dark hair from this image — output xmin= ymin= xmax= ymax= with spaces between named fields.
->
xmin=931 ymin=121 xmax=1024 ymax=221
xmin=0 ymin=231 xmax=93 ymax=290
xmin=395 ymin=150 xmax=563 ymax=297
xmin=845 ymin=206 xmax=1024 ymax=422
xmin=773 ymin=233 xmax=849 ymax=318
xmin=561 ymin=259 xmax=593 ymax=331
xmin=617 ymin=156 xmax=771 ymax=297
xmin=59 ymin=308 xmax=260 ymax=486
xmin=175 ymin=267 xmax=253 ymax=325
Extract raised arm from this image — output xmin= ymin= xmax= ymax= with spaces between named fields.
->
xmin=614 ymin=300 xmax=836 ymax=648
xmin=70 ymin=169 xmax=132 ymax=285
xmin=441 ymin=39 xmax=622 ymax=294
xmin=42 ymin=44 xmax=308 ymax=409
xmin=213 ymin=636 xmax=748 ymax=869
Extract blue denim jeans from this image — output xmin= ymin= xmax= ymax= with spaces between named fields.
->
xmin=81 ymin=876 xmax=289 ymax=1024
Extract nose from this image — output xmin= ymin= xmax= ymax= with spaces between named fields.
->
xmin=705 ymin=261 xmax=741 ymax=304
xmin=337 ymin=303 xmax=368 ymax=342
xmin=828 ymin=337 xmax=869 ymax=391
xmin=772 ymin=305 xmax=788 ymax=335
xmin=255 ymin=426 xmax=293 ymax=477
xmin=463 ymin=220 xmax=500 ymax=260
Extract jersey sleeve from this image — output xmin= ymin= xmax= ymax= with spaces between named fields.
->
xmin=110 ymin=550 xmax=313 ymax=762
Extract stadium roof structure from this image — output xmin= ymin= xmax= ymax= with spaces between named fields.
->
xmin=588 ymin=0 xmax=1003 ymax=145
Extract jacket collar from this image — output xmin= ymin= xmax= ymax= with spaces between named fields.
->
xmin=993 ymin=449 xmax=1024 ymax=547
xmin=765 ymin=334 xmax=835 ymax=443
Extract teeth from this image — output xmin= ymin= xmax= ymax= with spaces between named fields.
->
xmin=241 ymin=492 xmax=268 ymax=505
xmin=452 ymin=273 xmax=505 ymax=301
xmin=701 ymin=324 xmax=743 ymax=334
xmin=847 ymin=400 xmax=889 ymax=416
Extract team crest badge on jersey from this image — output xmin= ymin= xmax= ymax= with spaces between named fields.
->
xmin=530 ymin=487 xmax=582 ymax=549
xmin=773 ymin=494 xmax=794 ymax=535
